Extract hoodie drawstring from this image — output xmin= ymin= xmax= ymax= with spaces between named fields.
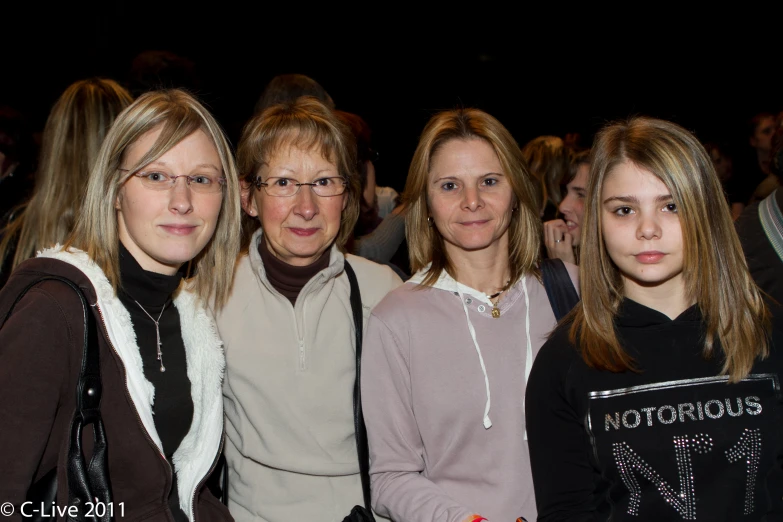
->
xmin=457 ymin=276 xmax=531 ymax=430
xmin=457 ymin=284 xmax=493 ymax=429
xmin=522 ymin=277 xmax=532 ymax=440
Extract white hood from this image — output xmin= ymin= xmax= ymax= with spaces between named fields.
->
xmin=407 ymin=264 xmax=533 ymax=432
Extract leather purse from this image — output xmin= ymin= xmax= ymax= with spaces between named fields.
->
xmin=342 ymin=261 xmax=376 ymax=522
xmin=1 ymin=275 xmax=113 ymax=522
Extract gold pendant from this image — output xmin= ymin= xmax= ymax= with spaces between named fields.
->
xmin=491 ymin=306 xmax=500 ymax=318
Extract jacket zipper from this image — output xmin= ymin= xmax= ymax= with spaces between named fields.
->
xmin=94 ymin=306 xmax=174 ymax=504
xmin=189 ymin=423 xmax=225 ymax=522
xmin=289 ymin=293 xmax=307 ymax=371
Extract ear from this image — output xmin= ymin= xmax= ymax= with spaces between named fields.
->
xmin=240 ymin=180 xmax=259 ymax=217
xmin=342 ymin=192 xmax=349 ymax=212
xmin=114 ymin=188 xmax=123 ymax=210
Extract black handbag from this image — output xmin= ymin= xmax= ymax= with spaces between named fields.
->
xmin=1 ymin=275 xmax=113 ymax=522
xmin=342 ymin=261 xmax=376 ymax=522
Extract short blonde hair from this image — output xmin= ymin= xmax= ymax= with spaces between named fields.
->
xmin=65 ymin=89 xmax=242 ymax=309
xmin=572 ymin=115 xmax=771 ymax=382
xmin=404 ymin=107 xmax=542 ymax=286
xmin=236 ymin=95 xmax=360 ymax=252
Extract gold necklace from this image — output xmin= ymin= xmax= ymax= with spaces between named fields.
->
xmin=487 ymin=279 xmax=511 ymax=319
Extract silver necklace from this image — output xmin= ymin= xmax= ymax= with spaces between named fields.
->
xmin=134 ymin=299 xmax=169 ymax=372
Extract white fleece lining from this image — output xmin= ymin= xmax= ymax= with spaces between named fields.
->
xmin=37 ymin=247 xmax=225 ymax=521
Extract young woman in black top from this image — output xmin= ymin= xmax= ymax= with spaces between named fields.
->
xmin=525 ymin=116 xmax=783 ymax=521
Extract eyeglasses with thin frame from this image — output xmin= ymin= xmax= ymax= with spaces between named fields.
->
xmin=254 ymin=176 xmax=347 ymax=197
xmin=120 ymin=168 xmax=226 ymax=194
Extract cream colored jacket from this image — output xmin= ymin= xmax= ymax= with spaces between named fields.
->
xmin=216 ymin=230 xmax=402 ymax=522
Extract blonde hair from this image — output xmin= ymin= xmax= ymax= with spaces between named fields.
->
xmin=404 ymin=107 xmax=542 ymax=286
xmin=236 ymin=95 xmax=360 ymax=253
xmin=65 ymin=88 xmax=242 ymax=309
xmin=572 ymin=115 xmax=771 ymax=382
xmin=0 ymin=78 xmax=133 ymax=272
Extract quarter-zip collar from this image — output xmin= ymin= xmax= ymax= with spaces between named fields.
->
xmin=257 ymin=234 xmax=331 ymax=305
xmin=248 ymin=228 xmax=344 ymax=299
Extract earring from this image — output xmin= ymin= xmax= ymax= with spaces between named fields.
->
xmin=427 ymin=216 xmax=434 ymax=228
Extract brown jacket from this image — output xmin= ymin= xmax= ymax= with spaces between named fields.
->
xmin=0 ymin=249 xmax=231 ymax=522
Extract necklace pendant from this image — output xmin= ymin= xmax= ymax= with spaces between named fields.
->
xmin=160 ymin=365 xmax=166 ymax=373
xmin=492 ymin=306 xmax=500 ymax=319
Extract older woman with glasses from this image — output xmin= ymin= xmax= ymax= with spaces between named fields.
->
xmin=0 ymin=89 xmax=241 ymax=522
xmin=215 ymin=96 xmax=402 ymax=522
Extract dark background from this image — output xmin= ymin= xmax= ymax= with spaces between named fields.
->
xmin=4 ymin=6 xmax=781 ymax=194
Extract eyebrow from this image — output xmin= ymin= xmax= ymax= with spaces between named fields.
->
xmin=269 ymin=165 xmax=336 ymax=176
xmin=145 ymin=160 xmax=221 ymax=171
xmin=431 ymin=172 xmax=504 ymax=183
xmin=603 ymin=194 xmax=673 ymax=205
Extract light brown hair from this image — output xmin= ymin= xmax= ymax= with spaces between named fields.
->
xmin=236 ymin=96 xmax=360 ymax=253
xmin=572 ymin=115 xmax=771 ymax=382
xmin=403 ymin=107 xmax=542 ymax=286
xmin=0 ymin=78 xmax=133 ymax=272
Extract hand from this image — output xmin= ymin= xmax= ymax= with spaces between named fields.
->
xmin=543 ymin=219 xmax=576 ymax=264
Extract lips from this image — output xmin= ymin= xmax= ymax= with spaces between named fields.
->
xmin=459 ymin=220 xmax=490 ymax=226
xmin=565 ymin=220 xmax=578 ymax=230
xmin=288 ymin=228 xmax=320 ymax=237
xmin=160 ymin=224 xmax=198 ymax=236
xmin=635 ymin=251 xmax=665 ymax=263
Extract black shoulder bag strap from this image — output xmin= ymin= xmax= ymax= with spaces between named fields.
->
xmin=344 ymin=260 xmax=374 ymax=516
xmin=540 ymin=258 xmax=580 ymax=321
xmin=2 ymin=275 xmax=113 ymax=522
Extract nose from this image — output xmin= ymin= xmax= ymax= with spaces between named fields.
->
xmin=169 ymin=177 xmax=194 ymax=214
xmin=558 ymin=194 xmax=573 ymax=216
xmin=461 ymin=184 xmax=484 ymax=212
xmin=293 ymin=184 xmax=318 ymax=220
xmin=637 ymin=210 xmax=661 ymax=240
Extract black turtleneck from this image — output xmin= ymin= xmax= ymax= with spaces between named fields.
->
xmin=117 ymin=243 xmax=192 ymax=522
xmin=258 ymin=236 xmax=331 ymax=305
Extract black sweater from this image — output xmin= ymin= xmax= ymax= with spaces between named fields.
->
xmin=525 ymin=299 xmax=783 ymax=521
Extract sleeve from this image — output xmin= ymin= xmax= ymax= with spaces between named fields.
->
xmin=361 ymin=312 xmax=474 ymax=522
xmin=524 ymin=334 xmax=600 ymax=522
xmin=0 ymin=285 xmax=72 ymax=520
xmin=353 ymin=211 xmax=406 ymax=263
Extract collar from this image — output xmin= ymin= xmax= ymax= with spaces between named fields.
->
xmin=257 ymin=234 xmax=331 ymax=304
xmin=248 ymin=228 xmax=345 ymax=292
xmin=615 ymin=298 xmax=702 ymax=328
xmin=118 ymin=242 xmax=183 ymax=307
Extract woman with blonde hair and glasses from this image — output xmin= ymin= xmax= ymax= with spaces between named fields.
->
xmin=360 ymin=107 xmax=578 ymax=522
xmin=216 ymin=96 xmax=401 ymax=522
xmin=0 ymin=77 xmax=134 ymax=287
xmin=0 ymin=88 xmax=241 ymax=522
xmin=526 ymin=116 xmax=783 ymax=521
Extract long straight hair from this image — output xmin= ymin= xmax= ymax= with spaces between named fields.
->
xmin=404 ymin=107 xmax=542 ymax=286
xmin=571 ymin=116 xmax=771 ymax=382
xmin=0 ymin=78 xmax=133 ymax=271
xmin=65 ymin=89 xmax=242 ymax=309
